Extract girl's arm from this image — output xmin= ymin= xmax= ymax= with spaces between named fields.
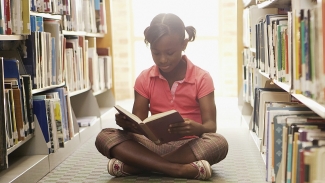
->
xmin=132 ymin=91 xmax=150 ymax=120
xmin=168 ymin=91 xmax=216 ymax=136
xmin=198 ymin=91 xmax=217 ymax=133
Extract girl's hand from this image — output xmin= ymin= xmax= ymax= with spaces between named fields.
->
xmin=168 ymin=118 xmax=202 ymax=136
xmin=115 ymin=113 xmax=143 ymax=134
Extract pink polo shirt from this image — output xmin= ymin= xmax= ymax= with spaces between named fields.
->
xmin=134 ymin=55 xmax=214 ymax=124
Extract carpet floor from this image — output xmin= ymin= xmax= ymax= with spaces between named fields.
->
xmin=38 ymin=97 xmax=266 ymax=183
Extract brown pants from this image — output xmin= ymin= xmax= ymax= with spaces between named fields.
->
xmin=95 ymin=128 xmax=228 ymax=165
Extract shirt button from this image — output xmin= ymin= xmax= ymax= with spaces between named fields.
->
xmin=171 ymin=100 xmax=173 ymax=103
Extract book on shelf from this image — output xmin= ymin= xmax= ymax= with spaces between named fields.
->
xmin=5 ymin=87 xmax=18 ymax=145
xmin=264 ymin=104 xmax=312 ymax=181
xmin=114 ymin=105 xmax=185 ymax=145
xmin=44 ymin=19 xmax=63 ymax=85
xmin=99 ymin=0 xmax=107 ymax=33
xmin=47 ymin=87 xmax=70 ymax=142
xmin=3 ymin=60 xmax=28 ymax=141
xmin=21 ymin=75 xmax=34 ymax=134
xmin=65 ymin=91 xmax=75 ymax=139
xmin=299 ymin=128 xmax=325 ymax=182
xmin=0 ymin=57 xmax=7 ymax=170
xmin=285 ymin=119 xmax=325 ymax=183
xmin=44 ymin=91 xmax=65 ymax=148
xmin=33 ymin=98 xmax=51 ymax=153
xmin=272 ymin=113 xmax=318 ymax=182
xmin=97 ymin=47 xmax=112 ymax=89
xmin=252 ymin=87 xmax=291 ymax=140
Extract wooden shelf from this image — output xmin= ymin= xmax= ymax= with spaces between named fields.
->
xmin=7 ymin=134 xmax=34 ymax=155
xmin=0 ymin=155 xmax=49 ymax=183
xmin=30 ymin=11 xmax=62 ymax=20
xmin=292 ymin=94 xmax=325 ymax=118
xmin=250 ymin=48 xmax=256 ymax=53
xmin=62 ymin=31 xmax=105 ymax=37
xmin=69 ymin=87 xmax=91 ymax=97
xmin=85 ymin=33 xmax=105 ymax=37
xmin=62 ymin=30 xmax=87 ymax=36
xmin=257 ymin=0 xmax=291 ymax=8
xmin=0 ymin=35 xmax=24 ymax=40
xmin=243 ymin=0 xmax=256 ymax=8
xmin=32 ymin=83 xmax=66 ymax=94
xmin=258 ymin=70 xmax=291 ymax=92
xmin=273 ymin=80 xmax=291 ymax=93
xmin=93 ymin=88 xmax=108 ymax=96
xmin=259 ymin=70 xmax=270 ymax=79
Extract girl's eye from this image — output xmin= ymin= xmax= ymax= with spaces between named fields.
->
xmin=167 ymin=52 xmax=174 ymax=55
xmin=152 ymin=52 xmax=159 ymax=55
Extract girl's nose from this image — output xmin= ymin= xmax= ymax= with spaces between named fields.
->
xmin=159 ymin=55 xmax=168 ymax=64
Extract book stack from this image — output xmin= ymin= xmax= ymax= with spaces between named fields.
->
xmin=3 ymin=59 xmax=34 ymax=146
xmin=0 ymin=0 xmax=113 ymax=180
xmin=243 ymin=1 xmax=325 ymax=104
xmin=33 ymin=87 xmax=73 ymax=153
xmin=251 ymin=87 xmax=325 ymax=182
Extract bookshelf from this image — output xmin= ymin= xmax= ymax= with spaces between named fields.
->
xmin=239 ymin=0 xmax=325 ymax=182
xmin=0 ymin=0 xmax=115 ymax=182
xmin=256 ymin=0 xmax=291 ymax=9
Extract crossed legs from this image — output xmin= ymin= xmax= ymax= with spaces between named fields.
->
xmin=95 ymin=129 xmax=228 ymax=179
xmin=110 ymin=139 xmax=198 ymax=178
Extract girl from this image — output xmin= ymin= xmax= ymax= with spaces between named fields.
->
xmin=95 ymin=13 xmax=228 ymax=180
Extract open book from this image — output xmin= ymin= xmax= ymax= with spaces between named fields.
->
xmin=114 ymin=105 xmax=185 ymax=145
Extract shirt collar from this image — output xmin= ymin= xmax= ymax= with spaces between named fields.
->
xmin=149 ymin=55 xmax=195 ymax=84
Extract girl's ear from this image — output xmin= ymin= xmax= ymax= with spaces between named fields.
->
xmin=182 ymin=39 xmax=189 ymax=51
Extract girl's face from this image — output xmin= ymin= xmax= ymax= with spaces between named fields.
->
xmin=150 ymin=33 xmax=188 ymax=73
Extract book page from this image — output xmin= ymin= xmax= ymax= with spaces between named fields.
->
xmin=114 ymin=105 xmax=142 ymax=124
xmin=143 ymin=110 xmax=177 ymax=123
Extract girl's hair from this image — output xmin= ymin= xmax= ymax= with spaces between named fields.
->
xmin=144 ymin=13 xmax=196 ymax=46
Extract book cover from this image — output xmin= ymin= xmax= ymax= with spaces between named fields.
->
xmin=114 ymin=105 xmax=185 ymax=145
xmin=44 ymin=20 xmax=61 ymax=85
xmin=48 ymin=87 xmax=69 ymax=142
xmin=33 ymin=99 xmax=51 ymax=153
xmin=4 ymin=89 xmax=13 ymax=148
xmin=44 ymin=99 xmax=58 ymax=153
xmin=53 ymin=99 xmax=64 ymax=147
xmin=0 ymin=58 xmax=7 ymax=170
xmin=21 ymin=75 xmax=34 ymax=134
xmin=3 ymin=59 xmax=21 ymax=88
xmin=19 ymin=76 xmax=29 ymax=136
xmin=265 ymin=106 xmax=313 ymax=181
xmin=12 ymin=87 xmax=25 ymax=141
xmin=272 ymin=113 xmax=318 ymax=182
xmin=6 ymin=89 xmax=18 ymax=145
xmin=257 ymin=89 xmax=291 ymax=140
xmin=65 ymin=91 xmax=74 ymax=139
xmin=4 ymin=0 xmax=11 ymax=35
xmin=23 ymin=32 xmax=37 ymax=89
xmin=21 ymin=0 xmax=30 ymax=35
xmin=286 ymin=121 xmax=325 ymax=183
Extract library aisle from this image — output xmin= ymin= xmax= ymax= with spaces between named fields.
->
xmin=37 ymin=97 xmax=266 ymax=183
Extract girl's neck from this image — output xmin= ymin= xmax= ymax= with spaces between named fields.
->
xmin=160 ymin=59 xmax=187 ymax=81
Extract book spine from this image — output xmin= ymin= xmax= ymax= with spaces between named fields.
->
xmin=0 ymin=58 xmax=7 ymax=170
xmin=22 ymin=75 xmax=34 ymax=134
xmin=12 ymin=88 xmax=25 ymax=141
